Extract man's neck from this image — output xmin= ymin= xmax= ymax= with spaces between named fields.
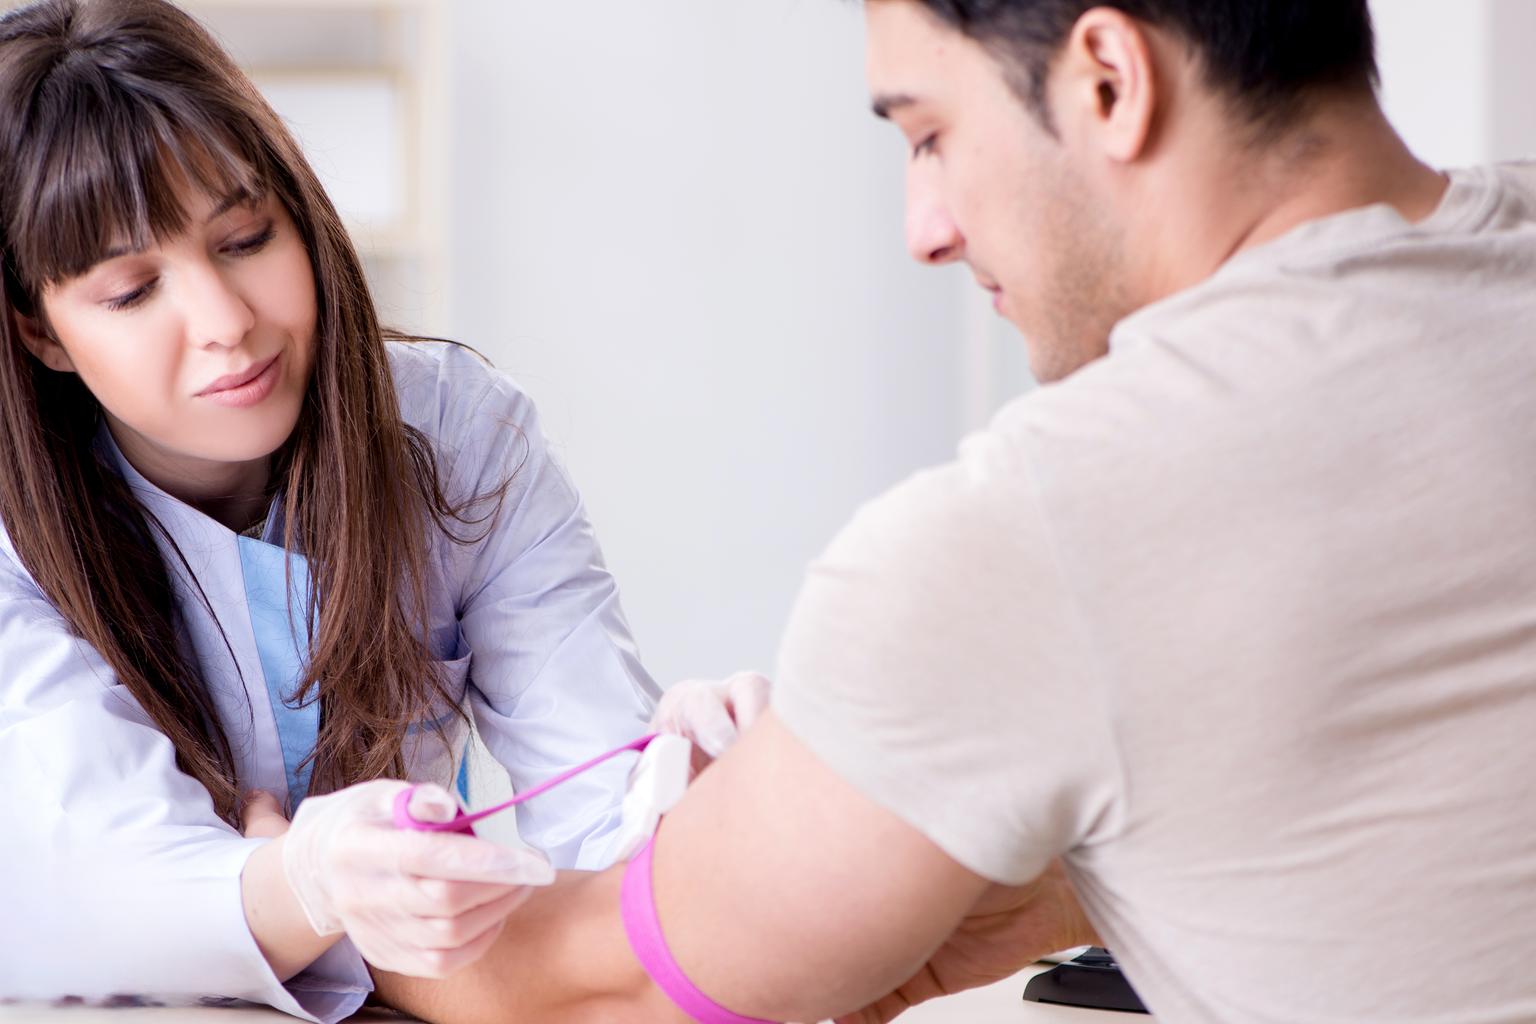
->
xmin=1133 ymin=93 xmax=1450 ymax=307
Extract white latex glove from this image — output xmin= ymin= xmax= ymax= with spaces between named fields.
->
xmin=649 ymin=670 xmax=771 ymax=760
xmin=282 ymin=779 xmax=555 ymax=977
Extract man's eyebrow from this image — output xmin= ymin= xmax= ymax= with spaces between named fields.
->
xmin=97 ymin=189 xmax=254 ymax=262
xmin=871 ymin=93 xmax=918 ymax=120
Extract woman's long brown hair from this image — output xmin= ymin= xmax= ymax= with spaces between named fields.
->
xmin=0 ymin=0 xmax=499 ymax=822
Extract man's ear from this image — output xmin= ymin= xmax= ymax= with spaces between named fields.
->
xmin=12 ymin=309 xmax=76 ymax=373
xmin=1053 ymin=7 xmax=1157 ymax=164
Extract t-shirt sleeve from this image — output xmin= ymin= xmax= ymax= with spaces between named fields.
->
xmin=773 ymin=423 xmax=1124 ymax=885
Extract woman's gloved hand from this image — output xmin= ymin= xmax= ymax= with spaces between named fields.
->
xmin=648 ymin=670 xmax=771 ymax=762
xmin=610 ymin=674 xmax=771 ymax=861
xmin=277 ymin=780 xmax=555 ymax=977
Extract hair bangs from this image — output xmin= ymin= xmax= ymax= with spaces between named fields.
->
xmin=10 ymin=67 xmax=272 ymax=291
xmin=1 ymin=0 xmax=504 ymax=822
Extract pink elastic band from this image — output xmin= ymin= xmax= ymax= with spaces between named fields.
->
xmin=622 ymin=834 xmax=775 ymax=1024
xmin=393 ymin=733 xmax=658 ymax=834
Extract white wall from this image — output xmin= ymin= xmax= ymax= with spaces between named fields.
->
xmin=445 ymin=1 xmax=967 ymax=686
xmin=1373 ymin=0 xmax=1536 ymax=166
xmin=1372 ymin=0 xmax=1493 ymax=167
xmin=1485 ymin=1 xmax=1536 ymax=161
xmin=438 ymin=2 xmax=1536 ymax=691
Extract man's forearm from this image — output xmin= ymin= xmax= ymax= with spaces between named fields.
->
xmin=370 ymin=865 xmax=682 ymax=1024
xmin=373 ymin=711 xmax=1000 ymax=1024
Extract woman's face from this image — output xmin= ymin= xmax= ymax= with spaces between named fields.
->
xmin=25 ymin=183 xmax=317 ymax=501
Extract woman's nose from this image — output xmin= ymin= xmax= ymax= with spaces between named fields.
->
xmin=184 ymin=265 xmax=257 ymax=350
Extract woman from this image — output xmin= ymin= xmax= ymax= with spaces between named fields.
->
xmin=0 ymin=0 xmax=762 ymax=1018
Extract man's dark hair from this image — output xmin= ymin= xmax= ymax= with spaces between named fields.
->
xmin=907 ymin=0 xmax=1378 ymax=132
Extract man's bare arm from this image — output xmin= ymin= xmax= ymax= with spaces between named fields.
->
xmin=371 ymin=864 xmax=682 ymax=1024
xmin=650 ymin=711 xmax=993 ymax=1021
xmin=374 ymin=711 xmax=1001 ymax=1023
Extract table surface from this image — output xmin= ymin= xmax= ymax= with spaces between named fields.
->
xmin=0 ymin=963 xmax=1152 ymax=1024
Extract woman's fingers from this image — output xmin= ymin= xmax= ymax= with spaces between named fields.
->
xmin=678 ymin=689 xmax=741 ymax=758
xmin=354 ymin=827 xmax=555 ymax=887
xmin=723 ymin=671 xmax=771 ymax=732
xmin=398 ymin=874 xmax=528 ymax=919
xmin=652 ymin=671 xmax=773 ymax=758
xmin=405 ymin=904 xmax=515 ymax=979
xmin=399 ymin=884 xmax=533 ymax=953
xmin=405 ymin=783 xmax=462 ymax=825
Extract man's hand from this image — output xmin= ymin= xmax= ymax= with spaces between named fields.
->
xmin=833 ymin=860 xmax=1100 ymax=1024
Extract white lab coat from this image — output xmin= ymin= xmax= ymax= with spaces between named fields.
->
xmin=0 ymin=341 xmax=660 ymax=1020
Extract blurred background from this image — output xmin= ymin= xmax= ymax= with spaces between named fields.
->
xmin=42 ymin=0 xmax=1536 ymax=687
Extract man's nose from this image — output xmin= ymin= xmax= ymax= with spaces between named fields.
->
xmin=905 ymin=168 xmax=964 ymax=266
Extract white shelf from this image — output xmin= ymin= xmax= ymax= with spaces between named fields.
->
xmin=185 ymin=0 xmax=436 ymax=10
xmin=184 ymin=0 xmax=450 ymax=333
xmin=0 ymin=0 xmax=452 ymax=332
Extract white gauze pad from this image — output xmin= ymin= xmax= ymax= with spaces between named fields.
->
xmin=611 ymin=733 xmax=693 ymax=861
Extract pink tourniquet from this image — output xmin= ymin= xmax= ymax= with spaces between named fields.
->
xmin=392 ymin=733 xmax=659 ymax=834
xmin=621 ymin=834 xmax=775 ymax=1024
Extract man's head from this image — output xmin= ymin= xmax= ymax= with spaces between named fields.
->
xmin=865 ymin=0 xmax=1379 ymax=382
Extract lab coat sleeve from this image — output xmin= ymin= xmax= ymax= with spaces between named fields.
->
xmin=0 ymin=541 xmax=367 ymax=1021
xmin=439 ymin=360 xmax=661 ymax=871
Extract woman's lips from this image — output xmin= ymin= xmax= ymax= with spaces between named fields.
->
xmin=197 ymin=352 xmax=282 ymax=408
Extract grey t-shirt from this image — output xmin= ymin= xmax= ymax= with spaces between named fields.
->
xmin=775 ymin=163 xmax=1536 ymax=1022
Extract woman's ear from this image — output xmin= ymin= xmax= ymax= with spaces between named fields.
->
xmin=12 ymin=310 xmax=76 ymax=373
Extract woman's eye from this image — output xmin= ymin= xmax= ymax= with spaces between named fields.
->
xmin=911 ymin=133 xmax=939 ymax=159
xmin=226 ymin=223 xmax=277 ymax=257
xmin=104 ymin=280 xmax=155 ymax=312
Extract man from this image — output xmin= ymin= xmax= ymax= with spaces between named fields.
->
xmin=348 ymin=1 xmax=1536 ymax=1020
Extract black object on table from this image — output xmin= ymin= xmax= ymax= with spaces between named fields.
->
xmin=1022 ymin=947 xmax=1150 ymax=1014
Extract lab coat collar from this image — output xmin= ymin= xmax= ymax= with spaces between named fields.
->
xmin=94 ymin=418 xmax=287 ymax=547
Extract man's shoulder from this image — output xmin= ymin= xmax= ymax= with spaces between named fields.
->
xmin=1483 ymin=159 xmax=1536 ymax=211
